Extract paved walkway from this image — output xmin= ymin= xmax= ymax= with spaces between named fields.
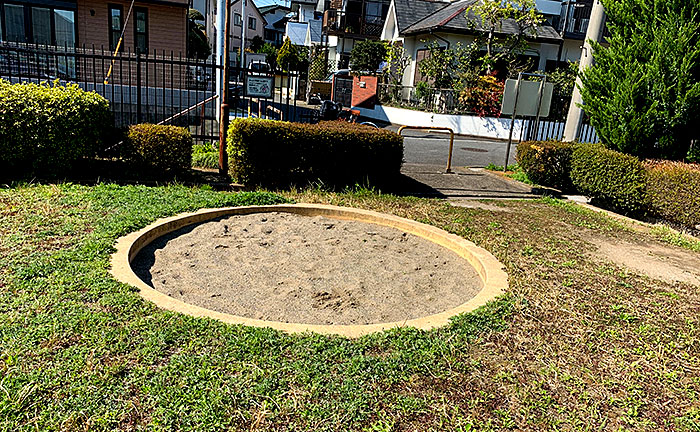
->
xmin=389 ymin=163 xmax=542 ymax=201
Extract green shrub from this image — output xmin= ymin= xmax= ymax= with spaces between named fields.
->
xmin=0 ymin=79 xmax=112 ymax=173
xmin=227 ymin=119 xmax=403 ymax=188
xmin=516 ymin=140 xmax=576 ymax=191
xmin=192 ymin=143 xmax=219 ymax=169
xmin=127 ymin=124 xmax=193 ymax=171
xmin=570 ymin=143 xmax=647 ymax=215
xmin=645 ymin=161 xmax=700 ymax=230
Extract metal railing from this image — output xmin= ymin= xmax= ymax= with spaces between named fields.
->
xmin=398 ymin=126 xmax=455 ymax=173
xmin=322 ymin=10 xmax=384 ymax=38
xmin=0 ymin=42 xmax=316 ymax=146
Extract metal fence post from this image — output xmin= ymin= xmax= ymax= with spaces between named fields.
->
xmin=136 ymin=52 xmax=142 ymax=123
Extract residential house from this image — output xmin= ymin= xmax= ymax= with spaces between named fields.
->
xmin=229 ymin=0 xmax=267 ymax=56
xmin=284 ymin=17 xmax=322 ymax=46
xmin=258 ymin=1 xmax=292 ymax=46
xmin=380 ymin=0 xmax=562 ymax=88
xmin=320 ymin=0 xmax=391 ymax=68
xmin=0 ymin=0 xmax=188 ymax=54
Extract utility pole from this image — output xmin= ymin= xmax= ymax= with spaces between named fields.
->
xmin=218 ymin=0 xmax=232 ymax=174
xmin=241 ymin=0 xmax=246 ymax=68
xmin=563 ymin=0 xmax=605 ymax=141
xmin=215 ymin=0 xmax=225 ymax=122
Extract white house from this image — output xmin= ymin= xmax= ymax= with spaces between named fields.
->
xmin=381 ymin=0 xmax=564 ymax=88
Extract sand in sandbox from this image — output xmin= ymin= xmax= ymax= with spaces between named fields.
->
xmin=132 ymin=212 xmax=482 ymax=325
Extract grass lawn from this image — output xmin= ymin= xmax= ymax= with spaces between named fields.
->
xmin=1 ymin=183 xmax=699 ymax=431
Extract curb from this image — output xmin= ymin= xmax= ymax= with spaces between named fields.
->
xmin=110 ymin=204 xmax=509 ymax=338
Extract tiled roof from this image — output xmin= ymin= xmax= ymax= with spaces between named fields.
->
xmin=394 ymin=0 xmax=449 ymax=33
xmin=398 ymin=0 xmax=562 ymax=43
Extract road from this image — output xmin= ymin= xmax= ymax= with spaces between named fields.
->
xmin=387 ymin=127 xmax=518 ymax=168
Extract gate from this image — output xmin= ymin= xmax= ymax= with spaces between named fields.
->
xmin=333 ymin=76 xmax=353 ymax=107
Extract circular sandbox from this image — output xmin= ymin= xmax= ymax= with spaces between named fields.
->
xmin=111 ymin=204 xmax=507 ymax=337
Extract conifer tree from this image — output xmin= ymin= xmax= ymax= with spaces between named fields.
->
xmin=580 ymin=0 xmax=700 ymax=160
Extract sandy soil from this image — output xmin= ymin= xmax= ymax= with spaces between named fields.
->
xmin=133 ymin=212 xmax=483 ymax=325
xmin=586 ymin=235 xmax=700 ymax=287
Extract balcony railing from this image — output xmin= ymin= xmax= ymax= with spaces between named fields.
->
xmin=322 ymin=9 xmax=383 ymax=38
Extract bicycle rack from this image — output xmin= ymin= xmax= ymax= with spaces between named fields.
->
xmin=397 ymin=126 xmax=456 ymax=173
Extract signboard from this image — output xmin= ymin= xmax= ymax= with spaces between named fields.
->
xmin=500 ymin=79 xmax=554 ymax=117
xmin=245 ymin=76 xmax=273 ymax=98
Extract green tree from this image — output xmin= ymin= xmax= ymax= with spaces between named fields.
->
xmin=276 ymin=37 xmax=308 ymax=72
xmin=259 ymin=43 xmax=279 ymax=71
xmin=250 ymin=35 xmax=265 ymax=53
xmin=466 ymin=0 xmax=543 ymax=75
xmin=580 ymin=0 xmax=700 ymax=160
xmin=187 ymin=9 xmax=211 ymax=59
xmin=417 ymin=40 xmax=478 ymax=89
xmin=349 ymin=40 xmax=387 ymax=73
xmin=384 ymin=42 xmax=411 ymax=85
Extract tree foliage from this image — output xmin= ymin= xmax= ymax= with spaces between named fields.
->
xmin=580 ymin=0 xmax=700 ymax=160
xmin=187 ymin=9 xmax=211 ymax=59
xmin=349 ymin=40 xmax=387 ymax=74
xmin=276 ymin=37 xmax=308 ymax=72
xmin=466 ymin=0 xmax=543 ymax=74
xmin=384 ymin=42 xmax=411 ymax=85
xmin=417 ymin=40 xmax=478 ymax=89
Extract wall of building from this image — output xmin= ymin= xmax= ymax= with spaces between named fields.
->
xmin=76 ymin=0 xmax=187 ymax=54
xmin=229 ymin=0 xmax=265 ymax=53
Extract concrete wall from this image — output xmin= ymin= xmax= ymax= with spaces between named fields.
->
xmin=355 ymin=104 xmax=599 ymax=142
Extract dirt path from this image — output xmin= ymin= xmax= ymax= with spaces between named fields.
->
xmin=133 ymin=212 xmax=483 ymax=325
xmin=586 ymin=234 xmax=700 ymax=286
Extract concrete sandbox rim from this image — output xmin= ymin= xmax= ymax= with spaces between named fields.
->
xmin=110 ymin=203 xmax=508 ymax=338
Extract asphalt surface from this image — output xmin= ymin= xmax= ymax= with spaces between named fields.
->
xmin=378 ymin=126 xmax=537 ymax=200
xmin=384 ymin=126 xmax=518 ymax=168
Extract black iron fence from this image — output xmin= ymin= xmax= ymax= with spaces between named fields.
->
xmin=0 ymin=42 xmax=315 ymax=145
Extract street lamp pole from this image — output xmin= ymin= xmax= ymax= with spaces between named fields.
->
xmin=218 ymin=0 xmax=232 ymax=174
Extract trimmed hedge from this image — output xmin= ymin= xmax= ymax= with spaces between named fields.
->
xmin=192 ymin=143 xmax=219 ymax=169
xmin=127 ymin=124 xmax=193 ymax=171
xmin=570 ymin=143 xmax=647 ymax=215
xmin=516 ymin=140 xmax=575 ymax=191
xmin=645 ymin=161 xmax=700 ymax=230
xmin=227 ymin=119 xmax=403 ymax=187
xmin=0 ymin=79 xmax=112 ymax=172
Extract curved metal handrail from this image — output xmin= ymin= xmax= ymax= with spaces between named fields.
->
xmin=397 ymin=126 xmax=455 ymax=173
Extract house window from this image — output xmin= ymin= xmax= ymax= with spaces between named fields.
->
xmin=108 ymin=5 xmax=123 ymax=51
xmin=134 ymin=7 xmax=147 ymax=54
xmin=0 ymin=3 xmax=76 ymax=46
xmin=234 ymin=13 xmax=241 ymax=26
xmin=414 ymin=48 xmax=429 ymax=84
xmin=31 ymin=7 xmax=51 ymax=45
xmin=4 ymin=3 xmax=26 ymax=42
xmin=248 ymin=16 xmax=256 ymax=30
xmin=54 ymin=9 xmax=74 ymax=47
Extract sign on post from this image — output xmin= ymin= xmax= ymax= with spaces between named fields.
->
xmin=245 ymin=76 xmax=273 ymax=98
xmin=500 ymin=79 xmax=554 ymax=117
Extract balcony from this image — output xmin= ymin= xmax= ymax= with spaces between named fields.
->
xmin=322 ymin=9 xmax=384 ymax=39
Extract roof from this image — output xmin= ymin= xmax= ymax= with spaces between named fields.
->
xmin=393 ymin=0 xmax=449 ymax=33
xmin=258 ymin=4 xmax=291 ymax=14
xmin=253 ymin=0 xmax=291 ymax=8
xmin=395 ymin=0 xmax=562 ymax=43
xmin=285 ymin=21 xmax=308 ymax=45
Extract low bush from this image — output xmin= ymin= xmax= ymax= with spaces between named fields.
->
xmin=516 ymin=140 xmax=576 ymax=191
xmin=645 ymin=160 xmax=700 ymax=230
xmin=127 ymin=124 xmax=193 ymax=171
xmin=192 ymin=143 xmax=219 ymax=169
xmin=227 ymin=119 xmax=403 ymax=188
xmin=0 ymin=79 xmax=112 ymax=173
xmin=570 ymin=143 xmax=647 ymax=215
